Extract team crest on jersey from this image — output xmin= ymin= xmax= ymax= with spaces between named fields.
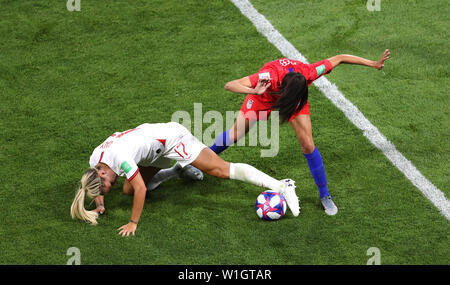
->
xmin=247 ymin=99 xmax=254 ymax=109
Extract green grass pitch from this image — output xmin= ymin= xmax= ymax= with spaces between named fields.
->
xmin=0 ymin=0 xmax=448 ymax=264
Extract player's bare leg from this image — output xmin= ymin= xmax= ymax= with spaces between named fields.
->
xmin=191 ymin=148 xmax=300 ymax=216
xmin=210 ymin=111 xmax=255 ymax=154
xmin=228 ymin=111 xmax=255 ymax=143
xmin=190 ymin=148 xmax=230 ymax=178
xmin=290 ymin=114 xmax=338 ymax=216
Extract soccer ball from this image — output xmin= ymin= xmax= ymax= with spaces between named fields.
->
xmin=255 ymin=191 xmax=287 ymax=221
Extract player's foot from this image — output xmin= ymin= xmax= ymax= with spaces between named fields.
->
xmin=279 ymin=178 xmax=300 ymax=217
xmin=146 ymin=163 xmax=183 ymax=191
xmin=179 ymin=165 xmax=204 ymax=181
xmin=146 ymin=178 xmax=164 ymax=192
xmin=320 ymin=195 xmax=338 ymax=216
xmin=146 ymin=164 xmax=203 ymax=192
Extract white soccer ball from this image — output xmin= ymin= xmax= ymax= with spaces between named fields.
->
xmin=255 ymin=191 xmax=287 ymax=221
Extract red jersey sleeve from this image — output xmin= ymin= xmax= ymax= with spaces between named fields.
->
xmin=306 ymin=59 xmax=333 ymax=82
xmin=249 ymin=72 xmax=260 ymax=88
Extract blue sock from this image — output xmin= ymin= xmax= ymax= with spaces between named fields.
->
xmin=210 ymin=129 xmax=233 ymax=154
xmin=303 ymin=147 xmax=329 ymax=198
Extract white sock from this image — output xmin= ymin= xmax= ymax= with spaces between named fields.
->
xmin=148 ymin=162 xmax=182 ymax=185
xmin=229 ymin=163 xmax=285 ymax=192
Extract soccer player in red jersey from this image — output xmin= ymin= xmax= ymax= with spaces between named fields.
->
xmin=209 ymin=49 xmax=391 ymax=215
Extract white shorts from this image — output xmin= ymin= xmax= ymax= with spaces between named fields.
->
xmin=149 ymin=122 xmax=207 ymax=169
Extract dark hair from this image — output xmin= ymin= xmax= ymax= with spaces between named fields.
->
xmin=271 ymin=72 xmax=308 ymax=123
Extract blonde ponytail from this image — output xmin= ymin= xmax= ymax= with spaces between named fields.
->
xmin=70 ymin=168 xmax=102 ymax=225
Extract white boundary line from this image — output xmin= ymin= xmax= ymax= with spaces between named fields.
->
xmin=230 ymin=0 xmax=450 ymax=221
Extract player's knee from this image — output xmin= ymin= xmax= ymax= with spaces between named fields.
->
xmin=301 ymin=140 xmax=315 ymax=154
xmin=228 ymin=130 xmax=239 ymax=143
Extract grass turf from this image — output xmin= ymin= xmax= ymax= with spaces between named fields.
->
xmin=0 ymin=0 xmax=448 ymax=264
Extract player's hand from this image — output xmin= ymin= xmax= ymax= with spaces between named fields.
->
xmin=253 ymin=79 xmax=271 ymax=95
xmin=374 ymin=49 xmax=390 ymax=70
xmin=94 ymin=205 xmax=105 ymax=215
xmin=118 ymin=222 xmax=137 ymax=237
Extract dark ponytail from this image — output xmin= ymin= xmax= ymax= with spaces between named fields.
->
xmin=271 ymin=72 xmax=308 ymax=123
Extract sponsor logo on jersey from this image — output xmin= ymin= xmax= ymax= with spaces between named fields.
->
xmin=316 ymin=64 xmax=326 ymax=77
xmin=120 ymin=161 xmax=132 ymax=174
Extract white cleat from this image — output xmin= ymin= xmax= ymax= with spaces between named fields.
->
xmin=146 ymin=164 xmax=203 ymax=192
xmin=320 ymin=196 xmax=338 ymax=216
xmin=279 ymin=178 xmax=300 ymax=217
xmin=146 ymin=163 xmax=183 ymax=191
xmin=179 ymin=165 xmax=204 ymax=181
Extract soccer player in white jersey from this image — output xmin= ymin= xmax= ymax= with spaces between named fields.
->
xmin=71 ymin=122 xmax=299 ymax=237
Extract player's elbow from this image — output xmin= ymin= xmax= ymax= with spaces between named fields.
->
xmin=224 ymin=81 xmax=234 ymax=91
xmin=328 ymin=55 xmax=343 ymax=68
xmin=134 ymin=186 xmax=147 ymax=197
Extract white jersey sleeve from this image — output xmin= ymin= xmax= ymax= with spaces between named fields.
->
xmin=90 ymin=146 xmax=140 ymax=181
xmin=116 ymin=156 xmax=139 ymax=181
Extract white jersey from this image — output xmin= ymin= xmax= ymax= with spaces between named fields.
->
xmin=89 ymin=122 xmax=207 ymax=181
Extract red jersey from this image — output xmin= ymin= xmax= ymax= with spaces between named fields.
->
xmin=248 ymin=58 xmax=333 ymax=99
xmin=240 ymin=58 xmax=333 ymax=122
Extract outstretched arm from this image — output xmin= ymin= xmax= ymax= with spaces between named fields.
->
xmin=327 ymin=49 xmax=390 ymax=70
xmin=224 ymin=77 xmax=271 ymax=95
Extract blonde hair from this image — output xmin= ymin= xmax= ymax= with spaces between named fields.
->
xmin=70 ymin=167 xmax=103 ymax=225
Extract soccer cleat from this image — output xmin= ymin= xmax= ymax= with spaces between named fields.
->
xmin=146 ymin=163 xmax=183 ymax=191
xmin=179 ymin=165 xmax=204 ymax=181
xmin=320 ymin=195 xmax=338 ymax=216
xmin=146 ymin=178 xmax=163 ymax=192
xmin=146 ymin=164 xmax=203 ymax=191
xmin=279 ymin=178 xmax=300 ymax=217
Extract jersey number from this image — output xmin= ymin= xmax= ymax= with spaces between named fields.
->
xmin=174 ymin=142 xmax=191 ymax=159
